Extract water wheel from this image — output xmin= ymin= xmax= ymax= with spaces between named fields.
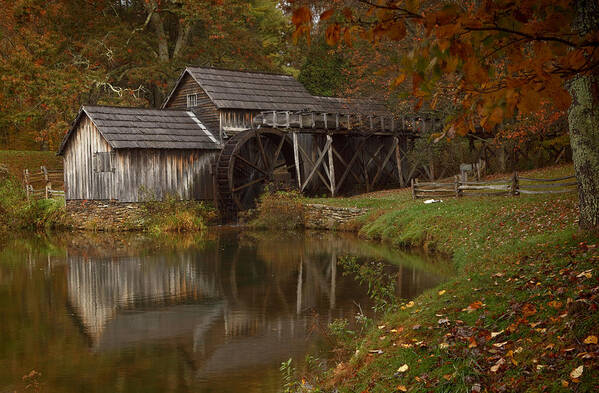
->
xmin=216 ymin=129 xmax=299 ymax=216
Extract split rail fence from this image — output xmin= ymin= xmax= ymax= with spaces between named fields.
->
xmin=23 ymin=166 xmax=65 ymax=200
xmin=412 ymin=172 xmax=577 ymax=199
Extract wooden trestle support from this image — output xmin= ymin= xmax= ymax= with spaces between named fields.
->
xmin=215 ymin=110 xmax=442 ymax=218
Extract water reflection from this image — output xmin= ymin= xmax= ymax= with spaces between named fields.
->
xmin=0 ymin=230 xmax=449 ymax=393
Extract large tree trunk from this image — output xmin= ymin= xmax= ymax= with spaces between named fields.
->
xmin=568 ymin=0 xmax=599 ymax=231
xmin=568 ymin=75 xmax=599 ymax=230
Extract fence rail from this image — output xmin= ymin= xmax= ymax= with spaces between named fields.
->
xmin=23 ymin=166 xmax=64 ymax=200
xmin=412 ymin=172 xmax=576 ymax=199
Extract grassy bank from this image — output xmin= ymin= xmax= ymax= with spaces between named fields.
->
xmin=0 ymin=176 xmax=68 ymax=235
xmin=293 ymin=164 xmax=599 ymax=392
xmin=136 ymin=196 xmax=217 ymax=234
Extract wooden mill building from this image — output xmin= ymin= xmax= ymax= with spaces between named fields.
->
xmin=162 ymin=67 xmax=324 ymax=141
xmin=60 ymin=66 xmax=434 ymax=213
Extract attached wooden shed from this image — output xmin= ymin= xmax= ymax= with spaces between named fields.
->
xmin=58 ymin=106 xmax=221 ymax=202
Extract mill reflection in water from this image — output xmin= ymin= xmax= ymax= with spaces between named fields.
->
xmin=1 ymin=230 xmax=448 ymax=393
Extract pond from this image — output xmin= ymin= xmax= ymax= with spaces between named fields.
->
xmin=0 ymin=229 xmax=450 ymax=393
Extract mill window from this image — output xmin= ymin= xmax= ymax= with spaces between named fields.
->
xmin=187 ymin=94 xmax=198 ymax=108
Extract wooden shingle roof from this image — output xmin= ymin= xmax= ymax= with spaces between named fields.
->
xmin=184 ymin=67 xmax=321 ymax=111
xmin=315 ymin=96 xmax=388 ymax=116
xmin=58 ymin=106 xmax=220 ymax=154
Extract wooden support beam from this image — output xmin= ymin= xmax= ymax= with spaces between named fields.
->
xmin=327 ymin=135 xmax=335 ymax=196
xmin=332 ymin=146 xmax=362 ymax=185
xmin=254 ymin=129 xmax=269 ymax=170
xmin=316 ymin=144 xmax=332 ymax=181
xmin=292 ymin=132 xmax=301 ymax=188
xmin=394 ymin=136 xmax=404 ymax=188
xmin=404 ymin=152 xmax=419 ymax=181
xmin=335 ymin=137 xmax=370 ymax=193
xmin=297 ymin=140 xmax=331 ymax=189
xmin=301 ymin=137 xmax=332 ymax=191
xmin=370 ymin=138 xmax=398 ymax=188
xmin=365 ymin=144 xmax=385 ymax=171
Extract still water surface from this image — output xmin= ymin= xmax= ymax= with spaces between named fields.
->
xmin=0 ymin=229 xmax=449 ymax=393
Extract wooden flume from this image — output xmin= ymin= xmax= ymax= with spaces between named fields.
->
xmin=215 ymin=109 xmax=443 ymax=218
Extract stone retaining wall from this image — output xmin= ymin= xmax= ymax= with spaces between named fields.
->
xmin=303 ymin=203 xmax=368 ymax=230
xmin=66 ymin=200 xmax=143 ymax=231
xmin=66 ymin=200 xmax=367 ymax=232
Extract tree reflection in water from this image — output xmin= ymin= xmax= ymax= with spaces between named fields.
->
xmin=0 ymin=230 xmax=449 ymax=393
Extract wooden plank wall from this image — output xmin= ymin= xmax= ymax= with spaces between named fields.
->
xmin=220 ymin=109 xmax=256 ymax=135
xmin=115 ymin=149 xmax=218 ymax=202
xmin=164 ymin=73 xmax=221 ymax=138
xmin=63 ymin=116 xmax=117 ymax=200
xmin=63 ymin=114 xmax=218 ymax=202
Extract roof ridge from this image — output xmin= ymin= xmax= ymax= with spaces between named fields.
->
xmin=186 ymin=65 xmax=294 ymax=78
xmin=83 ymin=104 xmax=187 ymax=112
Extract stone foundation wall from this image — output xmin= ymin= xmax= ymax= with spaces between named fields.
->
xmin=66 ymin=200 xmax=367 ymax=232
xmin=304 ymin=203 xmax=368 ymax=230
xmin=66 ymin=200 xmax=143 ymax=231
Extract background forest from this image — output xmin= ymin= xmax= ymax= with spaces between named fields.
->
xmin=0 ymin=0 xmax=569 ymax=176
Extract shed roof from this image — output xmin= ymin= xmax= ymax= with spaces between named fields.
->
xmin=171 ymin=67 xmax=322 ymax=111
xmin=58 ymin=106 xmax=221 ymax=155
xmin=315 ymin=96 xmax=389 ymax=116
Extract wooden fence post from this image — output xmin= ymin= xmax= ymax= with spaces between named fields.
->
xmin=41 ymin=166 xmax=50 ymax=199
xmin=454 ymin=175 xmax=460 ymax=197
xmin=24 ymin=169 xmax=30 ymax=200
xmin=511 ymin=171 xmax=519 ymax=196
xmin=411 ymin=178 xmax=415 ymax=199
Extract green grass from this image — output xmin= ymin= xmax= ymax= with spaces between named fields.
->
xmin=300 ymin=164 xmax=599 ymax=392
xmin=0 ymin=150 xmax=62 ymax=179
xmin=137 ymin=195 xmax=217 ymax=234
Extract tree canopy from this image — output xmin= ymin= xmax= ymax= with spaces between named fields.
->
xmin=0 ymin=0 xmax=292 ymax=150
xmin=292 ymin=0 xmax=599 ymax=229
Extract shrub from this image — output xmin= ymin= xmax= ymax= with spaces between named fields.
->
xmin=0 ymin=175 xmax=68 ymax=231
xmin=139 ymin=192 xmax=216 ymax=234
xmin=249 ymin=189 xmax=305 ymax=230
xmin=20 ymin=198 xmax=68 ymax=230
xmin=148 ymin=210 xmax=206 ymax=234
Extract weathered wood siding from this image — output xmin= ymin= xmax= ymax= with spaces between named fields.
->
xmin=63 ymin=114 xmax=218 ymax=202
xmin=164 ymin=73 xmax=220 ymax=137
xmin=114 ymin=149 xmax=217 ymax=202
xmin=220 ymin=109 xmax=256 ymax=136
xmin=63 ymin=116 xmax=117 ymax=200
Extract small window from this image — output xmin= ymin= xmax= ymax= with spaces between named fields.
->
xmin=187 ymin=94 xmax=198 ymax=108
xmin=93 ymin=151 xmax=115 ymax=173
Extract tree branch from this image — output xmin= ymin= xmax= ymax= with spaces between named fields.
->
xmin=356 ymin=0 xmax=423 ymax=20
xmin=464 ymin=25 xmax=598 ymax=49
xmin=126 ymin=7 xmax=154 ymax=45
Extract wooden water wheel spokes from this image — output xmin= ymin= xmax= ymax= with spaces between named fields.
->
xmin=216 ymin=129 xmax=298 ymax=214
